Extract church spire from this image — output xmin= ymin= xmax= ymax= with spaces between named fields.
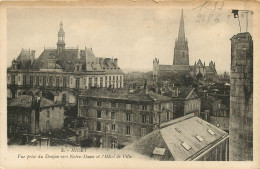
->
xmin=178 ymin=9 xmax=185 ymax=41
xmin=173 ymin=9 xmax=189 ymax=65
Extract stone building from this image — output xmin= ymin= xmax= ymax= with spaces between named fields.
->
xmin=124 ymin=114 xmax=229 ymax=161
xmin=201 ymin=96 xmax=229 ymax=132
xmin=77 ymin=88 xmax=174 ymax=148
xmin=7 ymin=22 xmax=124 ymax=105
xmin=7 ymin=94 xmax=64 ymax=139
xmin=229 ymin=32 xmax=253 ymax=161
xmin=152 ymin=10 xmax=218 ymax=81
xmin=161 ymin=86 xmax=201 ymax=118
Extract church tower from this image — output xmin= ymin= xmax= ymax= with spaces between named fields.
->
xmin=173 ymin=10 xmax=189 ymax=65
xmin=57 ymin=21 xmax=65 ymax=55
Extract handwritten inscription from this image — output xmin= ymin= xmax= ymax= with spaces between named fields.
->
xmin=195 ymin=13 xmax=231 ymax=23
xmin=193 ymin=1 xmax=224 ymax=12
xmin=192 ymin=1 xmax=231 ymax=24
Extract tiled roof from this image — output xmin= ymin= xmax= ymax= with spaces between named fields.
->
xmin=79 ymin=88 xmax=171 ymax=102
xmin=8 ymin=95 xmax=58 ymax=108
xmin=124 ymin=114 xmax=228 ymax=161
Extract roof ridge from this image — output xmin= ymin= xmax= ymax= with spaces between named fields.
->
xmin=160 ymin=113 xmax=195 ymax=129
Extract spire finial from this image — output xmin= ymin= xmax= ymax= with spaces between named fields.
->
xmin=178 ymin=9 xmax=185 ymax=41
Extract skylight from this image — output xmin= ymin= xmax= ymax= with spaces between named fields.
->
xmin=175 ymin=128 xmax=181 ymax=133
xmin=195 ymin=135 xmax=204 ymax=142
xmin=181 ymin=142 xmax=191 ymax=151
xmin=207 ymin=129 xmax=215 ymax=135
xmin=153 ymin=147 xmax=166 ymax=156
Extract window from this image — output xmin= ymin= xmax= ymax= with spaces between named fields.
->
xmin=94 ymin=77 xmax=98 ymax=87
xmin=97 ymin=111 xmax=102 ymax=118
xmin=142 ymin=115 xmax=146 ymax=123
xmin=125 ymin=104 xmax=131 ymax=110
xmin=140 ymin=105 xmax=147 ymax=111
xmin=89 ymin=77 xmax=92 ymax=87
xmin=36 ymin=76 xmax=39 ymax=86
xmin=100 ymin=77 xmax=103 ymax=87
xmin=126 ymin=114 xmax=131 ymax=121
xmin=97 ymin=101 xmax=101 ymax=107
xmin=141 ymin=128 xmax=146 ymax=137
xmin=181 ymin=142 xmax=191 ymax=151
xmin=76 ymin=78 xmax=80 ymax=90
xmin=63 ymin=77 xmax=67 ymax=87
xmin=116 ymin=103 xmax=119 ymax=108
xmin=83 ymin=78 xmax=86 ymax=85
xmin=56 ymin=77 xmax=60 ymax=87
xmin=49 ymin=76 xmax=53 ymax=86
xmin=195 ymin=135 xmax=204 ymax=142
xmin=111 ymin=124 xmax=115 ymax=131
xmin=30 ymin=75 xmax=33 ymax=86
xmin=43 ymin=76 xmax=46 ymax=86
xmin=96 ymin=121 xmax=101 ymax=131
xmin=126 ymin=126 xmax=131 ymax=135
xmin=111 ymin=112 xmax=115 ymax=119
xmin=83 ymin=99 xmax=88 ymax=106
xmin=111 ymin=140 xmax=117 ymax=149
xmin=23 ymin=75 xmax=26 ymax=86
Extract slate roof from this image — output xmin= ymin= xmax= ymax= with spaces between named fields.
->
xmin=29 ymin=47 xmax=124 ymax=74
xmin=124 ymin=114 xmax=228 ymax=161
xmin=32 ymin=49 xmax=57 ymax=69
xmin=16 ymin=49 xmax=34 ymax=70
xmin=162 ymin=86 xmax=198 ymax=100
xmin=8 ymin=95 xmax=58 ymax=108
xmin=79 ymin=88 xmax=171 ymax=102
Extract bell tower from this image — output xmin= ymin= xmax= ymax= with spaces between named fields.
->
xmin=173 ymin=10 xmax=189 ymax=65
xmin=57 ymin=21 xmax=65 ymax=55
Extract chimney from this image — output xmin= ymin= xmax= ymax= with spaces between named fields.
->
xmin=31 ymin=50 xmax=35 ymax=60
xmin=114 ymin=58 xmax=118 ymax=66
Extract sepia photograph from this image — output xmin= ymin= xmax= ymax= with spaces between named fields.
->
xmin=0 ymin=1 xmax=259 ymax=168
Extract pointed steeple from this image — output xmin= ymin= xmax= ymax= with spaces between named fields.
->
xmin=178 ymin=9 xmax=185 ymax=41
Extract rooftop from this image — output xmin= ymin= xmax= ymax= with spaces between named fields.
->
xmin=79 ymin=88 xmax=172 ymax=102
xmin=8 ymin=95 xmax=59 ymax=108
xmin=124 ymin=114 xmax=228 ymax=161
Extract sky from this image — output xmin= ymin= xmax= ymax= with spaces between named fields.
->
xmin=7 ymin=6 xmax=253 ymax=73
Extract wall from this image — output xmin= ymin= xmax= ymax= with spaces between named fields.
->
xmin=78 ymin=97 xmax=173 ymax=148
xmin=39 ymin=106 xmax=64 ymax=133
xmin=229 ymin=33 xmax=253 ymax=161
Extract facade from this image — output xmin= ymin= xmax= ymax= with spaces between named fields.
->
xmin=152 ymin=10 xmax=218 ymax=81
xmin=161 ymin=86 xmax=201 ymax=118
xmin=229 ymin=32 xmax=253 ymax=160
xmin=124 ymin=114 xmax=229 ymax=161
xmin=77 ymin=88 xmax=174 ymax=149
xmin=7 ymin=22 xmax=124 ymax=105
xmin=7 ymin=94 xmax=64 ymax=139
xmin=201 ymin=96 xmax=229 ymax=132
